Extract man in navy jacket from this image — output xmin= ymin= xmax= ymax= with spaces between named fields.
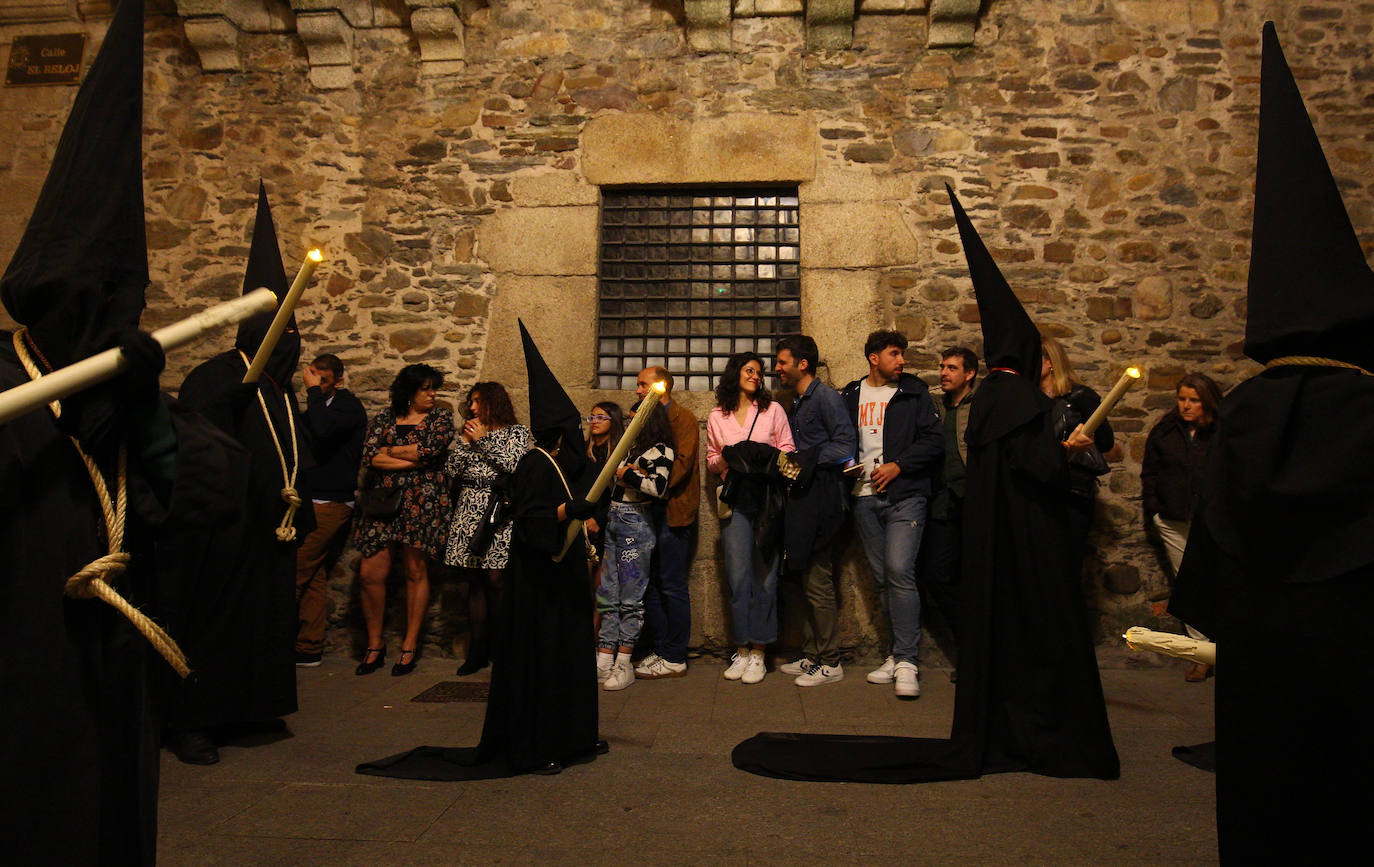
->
xmin=840 ymin=330 xmax=944 ymax=699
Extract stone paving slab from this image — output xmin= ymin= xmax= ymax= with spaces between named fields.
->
xmin=159 ymin=654 xmax=1219 ymax=864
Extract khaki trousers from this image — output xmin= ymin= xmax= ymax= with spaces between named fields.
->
xmin=295 ymin=501 xmax=354 ymax=654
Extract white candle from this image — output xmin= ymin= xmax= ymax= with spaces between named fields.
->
xmin=242 ymin=248 xmax=324 ymax=384
xmin=1123 ymin=626 xmax=1216 ymax=666
xmin=1080 ymin=366 xmax=1140 ymax=438
xmin=554 ymin=379 xmax=668 ymax=562
xmin=0 ymin=288 xmax=279 ymax=426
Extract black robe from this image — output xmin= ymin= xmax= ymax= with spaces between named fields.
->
xmin=0 ymin=340 xmax=245 ymax=865
xmin=733 ymin=374 xmax=1119 ymax=783
xmin=163 ymin=350 xmax=313 ymax=731
xmin=357 ymin=447 xmax=602 ymax=779
xmin=1171 ymin=367 xmax=1374 ymax=861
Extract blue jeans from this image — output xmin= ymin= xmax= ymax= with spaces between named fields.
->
xmin=598 ymin=502 xmax=656 ymax=650
xmin=852 ymin=494 xmax=928 ymax=663
xmin=719 ymin=509 xmax=780 ymax=646
xmin=645 ymin=514 xmax=693 ymax=664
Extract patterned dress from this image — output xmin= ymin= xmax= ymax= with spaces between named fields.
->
xmin=353 ymin=407 xmax=455 ymax=559
xmin=444 ymin=424 xmax=531 ymax=569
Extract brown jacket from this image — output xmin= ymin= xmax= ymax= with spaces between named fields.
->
xmin=664 ymin=399 xmax=700 ymax=526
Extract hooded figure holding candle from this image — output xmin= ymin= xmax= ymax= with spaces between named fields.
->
xmin=0 ymin=0 xmax=246 ymax=861
xmin=732 ymin=187 xmax=1118 ymax=783
xmin=1169 ymin=23 xmax=1374 ymax=862
xmin=161 ymin=183 xmax=316 ymax=766
xmin=358 ymin=320 xmax=605 ymax=779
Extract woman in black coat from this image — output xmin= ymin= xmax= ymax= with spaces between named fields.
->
xmin=1141 ymin=372 xmax=1223 ymax=681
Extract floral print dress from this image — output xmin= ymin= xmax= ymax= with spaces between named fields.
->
xmin=444 ymin=424 xmax=531 ymax=569
xmin=353 ymin=407 xmax=455 ymax=559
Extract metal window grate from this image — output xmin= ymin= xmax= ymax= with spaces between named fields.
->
xmin=597 ymin=187 xmax=802 ymax=392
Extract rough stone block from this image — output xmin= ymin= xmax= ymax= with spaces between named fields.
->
xmin=802 ymin=202 xmax=920 ymax=269
xmin=476 ymin=206 xmax=598 ymax=275
xmin=802 ymin=269 xmax=881 ymax=385
xmin=479 ymin=275 xmax=598 ymax=388
xmin=1133 ymin=275 xmax=1173 ymax=320
xmin=181 ymin=15 xmax=242 ymax=72
xmin=581 ymin=114 xmax=815 ymax=186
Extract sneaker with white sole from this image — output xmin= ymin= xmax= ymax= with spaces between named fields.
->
xmin=633 ymin=653 xmax=663 ymax=677
xmin=795 ymin=662 xmax=844 ymax=687
xmin=603 ymin=658 xmax=635 ymax=691
xmin=741 ymin=651 xmax=767 ymax=684
xmin=723 ymin=652 xmax=750 ymax=681
xmin=894 ymin=661 xmax=920 ymax=699
xmin=637 ymin=657 xmax=688 ymax=679
xmin=866 ymin=655 xmax=896 ymax=684
xmin=596 ymin=651 xmax=615 ymax=683
xmin=779 ymin=656 xmax=814 ymax=676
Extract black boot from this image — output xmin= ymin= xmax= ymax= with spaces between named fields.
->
xmin=456 ymin=639 xmax=489 ymax=676
xmin=169 ymin=729 xmax=219 ymax=765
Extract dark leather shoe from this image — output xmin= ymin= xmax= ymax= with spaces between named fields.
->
xmin=391 ymin=648 xmax=418 ymax=676
xmin=532 ymin=761 xmax=563 ymax=776
xmin=355 ymin=647 xmax=385 ymax=676
xmin=170 ymin=729 xmax=219 ymax=765
xmin=595 ymin=739 xmax=610 ymax=755
xmin=455 ymin=655 xmax=488 ymax=677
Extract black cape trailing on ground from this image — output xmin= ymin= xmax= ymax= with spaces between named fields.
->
xmin=0 ymin=1 xmax=244 ymax=863
xmin=1169 ymin=22 xmax=1374 ymax=862
xmin=357 ymin=320 xmax=602 ymax=779
xmin=164 ymin=183 xmax=314 ymax=734
xmin=733 ymin=188 xmax=1119 ymax=784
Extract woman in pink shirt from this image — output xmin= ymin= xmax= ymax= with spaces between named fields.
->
xmin=707 ymin=351 xmax=795 ymax=684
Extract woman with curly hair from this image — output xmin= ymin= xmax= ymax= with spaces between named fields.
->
xmin=445 ymin=381 xmax=530 ymax=676
xmin=354 ymin=364 xmax=454 ymax=676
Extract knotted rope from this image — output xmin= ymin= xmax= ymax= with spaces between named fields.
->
xmin=1264 ymin=355 xmax=1372 ymax=376
xmin=237 ymin=351 xmax=301 ymax=541
xmin=12 ymin=329 xmax=191 ymax=677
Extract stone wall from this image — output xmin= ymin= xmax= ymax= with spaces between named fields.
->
xmin=2 ymin=0 xmax=1372 ymax=663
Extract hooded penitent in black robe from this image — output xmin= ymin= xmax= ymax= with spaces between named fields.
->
xmin=733 ymin=189 xmax=1119 ymax=783
xmin=0 ymin=1 xmax=244 ymax=861
xmin=1169 ymin=24 xmax=1374 ymax=862
xmin=357 ymin=320 xmax=602 ymax=779
xmin=164 ymin=185 xmax=314 ymax=733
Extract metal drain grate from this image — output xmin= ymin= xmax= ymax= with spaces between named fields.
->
xmin=411 ymin=681 xmax=490 ymax=703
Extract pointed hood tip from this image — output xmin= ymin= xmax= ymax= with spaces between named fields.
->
xmin=519 ymin=319 xmax=584 ymax=451
xmin=1244 ymin=21 xmax=1374 ymax=369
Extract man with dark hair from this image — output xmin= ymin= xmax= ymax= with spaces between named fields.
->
xmin=294 ymin=353 xmax=368 ymax=666
xmin=775 ymin=335 xmax=857 ymax=686
xmin=634 ymin=365 xmax=700 ymax=680
xmin=917 ymin=346 xmax=980 ymax=660
xmin=840 ymin=330 xmax=944 ymax=699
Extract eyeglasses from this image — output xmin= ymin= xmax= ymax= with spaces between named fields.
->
xmin=585 ymin=414 xmax=611 ymax=423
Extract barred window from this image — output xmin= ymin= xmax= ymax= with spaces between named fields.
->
xmin=597 ymin=187 xmax=802 ymax=392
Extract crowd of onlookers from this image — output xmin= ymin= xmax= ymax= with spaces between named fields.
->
xmin=289 ymin=331 xmax=1221 ymax=697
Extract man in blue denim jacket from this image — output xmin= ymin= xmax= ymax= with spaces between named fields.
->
xmin=840 ymin=330 xmax=944 ymax=699
xmin=774 ymin=335 xmax=857 ymax=687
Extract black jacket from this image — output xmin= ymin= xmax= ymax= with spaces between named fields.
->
xmin=1049 ymin=384 xmax=1113 ymax=498
xmin=840 ymin=373 xmax=945 ymax=501
xmin=1140 ymin=411 xmax=1215 ymax=522
xmin=301 ymin=386 xmax=368 ymax=502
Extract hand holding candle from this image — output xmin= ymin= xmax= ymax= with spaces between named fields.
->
xmin=242 ymin=248 xmax=324 ymax=384
xmin=0 ymin=288 xmax=279 ymax=426
xmin=1080 ymin=365 xmax=1140 ymax=438
xmin=554 ymin=379 xmax=668 ymax=562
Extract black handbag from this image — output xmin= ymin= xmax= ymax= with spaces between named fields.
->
xmin=358 ymin=471 xmax=403 ymax=520
xmin=468 ymin=481 xmax=510 ymax=558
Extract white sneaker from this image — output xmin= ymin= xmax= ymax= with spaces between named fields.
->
xmin=637 ymin=657 xmax=688 ymax=679
xmin=723 ymin=651 xmax=750 ymax=681
xmin=894 ymin=661 xmax=920 ymax=699
xmin=795 ymin=662 xmax=844 ymax=687
xmin=596 ymin=651 xmax=615 ymax=683
xmin=634 ymin=653 xmax=663 ymax=677
xmin=867 ymin=655 xmax=896 ymax=684
xmin=741 ymin=651 xmax=767 ymax=684
xmin=603 ymin=658 xmax=635 ymax=691
xmin=779 ymin=656 xmax=814 ymax=676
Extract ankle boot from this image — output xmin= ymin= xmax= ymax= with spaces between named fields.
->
xmin=456 ymin=639 xmax=489 ymax=676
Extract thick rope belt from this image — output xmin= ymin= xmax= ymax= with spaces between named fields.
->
xmin=12 ymin=329 xmax=191 ymax=677
xmin=1264 ymin=355 xmax=1372 ymax=376
xmin=237 ymin=350 xmax=301 ymax=541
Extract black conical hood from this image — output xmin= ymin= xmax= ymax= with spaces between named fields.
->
xmin=0 ymin=0 xmax=147 ymax=368
xmin=519 ymin=319 xmax=587 ymax=474
xmin=235 ymin=182 xmax=298 ymax=384
xmin=947 ymin=185 xmax=1041 ymax=378
xmin=1244 ymin=22 xmax=1374 ymax=369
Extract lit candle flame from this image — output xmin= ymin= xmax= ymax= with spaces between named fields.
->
xmin=1126 ymin=367 xmax=1141 ymax=379
xmin=652 ymin=380 xmax=667 ymax=394
xmin=308 ymin=248 xmax=323 ymax=262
